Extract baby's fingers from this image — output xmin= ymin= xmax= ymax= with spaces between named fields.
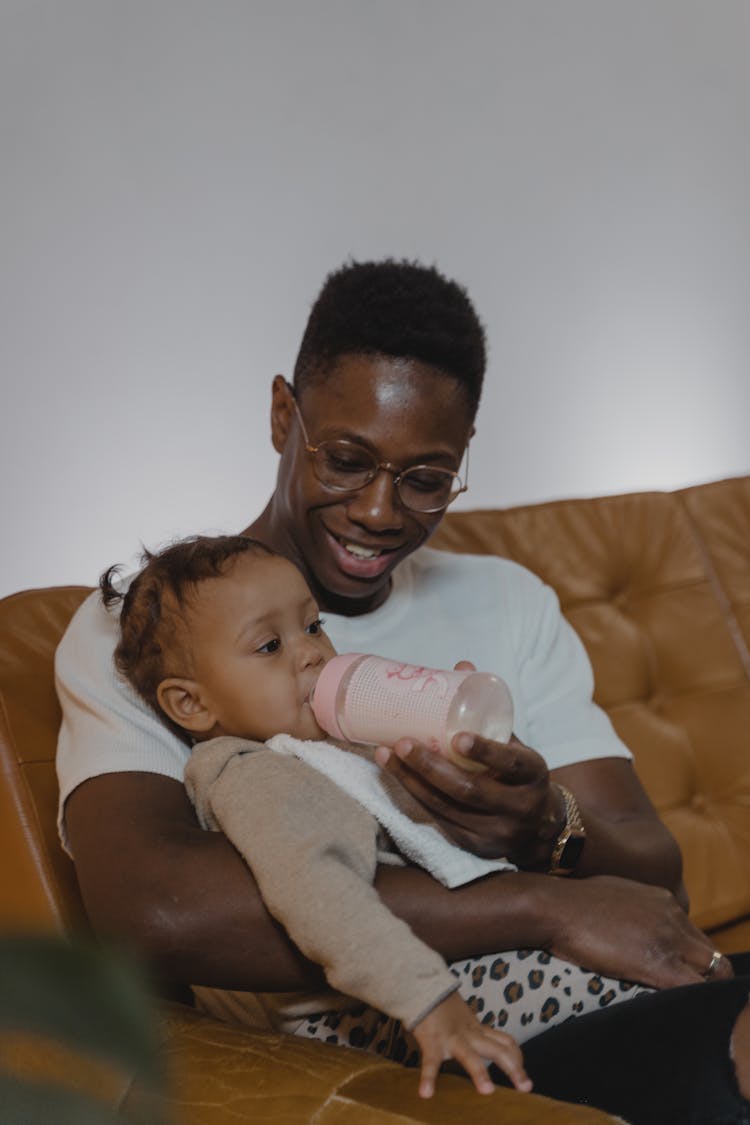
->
xmin=454 ymin=1046 xmax=497 ymax=1096
xmin=479 ymin=1032 xmax=532 ymax=1093
xmin=418 ymin=1048 xmax=441 ymax=1099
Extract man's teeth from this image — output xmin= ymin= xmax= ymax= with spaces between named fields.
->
xmin=344 ymin=542 xmax=380 ymax=559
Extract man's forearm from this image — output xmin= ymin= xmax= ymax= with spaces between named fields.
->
xmin=147 ymin=858 xmax=555 ymax=989
xmin=376 ymin=865 xmax=558 ymax=962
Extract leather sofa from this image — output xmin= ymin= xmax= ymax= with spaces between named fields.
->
xmin=2 ymin=474 xmax=748 ymax=1122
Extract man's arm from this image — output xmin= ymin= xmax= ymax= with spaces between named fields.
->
xmin=66 ymin=769 xmax=726 ymax=995
xmin=66 ymin=772 xmax=322 ymax=991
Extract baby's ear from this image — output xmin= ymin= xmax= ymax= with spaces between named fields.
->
xmin=157 ymin=678 xmax=215 ymax=735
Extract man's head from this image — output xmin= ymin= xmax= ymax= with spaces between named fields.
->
xmin=102 ymin=535 xmax=335 ymax=744
xmin=263 ymin=259 xmax=486 ymax=619
xmin=293 ymin=258 xmax=486 ymax=420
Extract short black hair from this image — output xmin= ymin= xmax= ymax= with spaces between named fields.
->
xmin=100 ymin=534 xmax=276 ymax=740
xmin=293 ymin=258 xmax=486 ymax=418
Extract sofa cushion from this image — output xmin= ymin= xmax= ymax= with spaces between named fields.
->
xmin=679 ymin=476 xmax=750 ymax=665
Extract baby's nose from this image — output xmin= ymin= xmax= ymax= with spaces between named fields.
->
xmin=298 ymin=639 xmax=324 ymax=668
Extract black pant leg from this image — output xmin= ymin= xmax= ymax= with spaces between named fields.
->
xmin=494 ymin=976 xmax=750 ymax=1125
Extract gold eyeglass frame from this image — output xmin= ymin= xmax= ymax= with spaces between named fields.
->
xmin=289 ymin=390 xmax=469 ymax=514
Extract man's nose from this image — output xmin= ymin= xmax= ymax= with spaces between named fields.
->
xmin=345 ymin=468 xmax=405 ymax=532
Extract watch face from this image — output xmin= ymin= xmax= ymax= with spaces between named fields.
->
xmin=559 ymin=834 xmax=586 ymax=871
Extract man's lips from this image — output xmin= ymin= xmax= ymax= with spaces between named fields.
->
xmin=324 ymin=529 xmax=400 ymax=580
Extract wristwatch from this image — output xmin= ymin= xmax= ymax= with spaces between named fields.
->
xmin=548 ymin=785 xmax=586 ymax=876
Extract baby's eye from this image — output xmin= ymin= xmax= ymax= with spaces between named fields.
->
xmin=306 ymin=618 xmax=325 ymax=635
xmin=256 ymin=638 xmax=281 ymax=654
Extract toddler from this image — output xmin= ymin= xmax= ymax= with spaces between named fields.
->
xmin=101 ymin=533 xmax=530 ymax=1099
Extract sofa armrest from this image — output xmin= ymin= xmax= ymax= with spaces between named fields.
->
xmin=154 ymin=1002 xmax=620 ymax=1124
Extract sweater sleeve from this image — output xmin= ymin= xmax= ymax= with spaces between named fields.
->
xmin=185 ymin=737 xmax=458 ymax=1028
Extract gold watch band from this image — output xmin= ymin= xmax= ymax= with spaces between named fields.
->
xmin=548 ymin=785 xmax=586 ymax=875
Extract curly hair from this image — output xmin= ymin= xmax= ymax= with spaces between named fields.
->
xmin=293 ymin=258 xmax=487 ymax=418
xmin=100 ymin=534 xmax=275 ymax=740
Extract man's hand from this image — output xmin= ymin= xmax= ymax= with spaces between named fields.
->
xmin=413 ymin=990 xmax=532 ymax=1098
xmin=544 ymin=874 xmax=734 ymax=990
xmin=374 ymin=705 xmax=688 ymax=897
xmin=374 ymin=732 xmax=562 ymax=866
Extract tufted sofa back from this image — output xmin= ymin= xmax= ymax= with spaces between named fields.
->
xmin=432 ymin=476 xmax=750 ymax=935
xmin=1 ymin=477 xmax=749 ymax=944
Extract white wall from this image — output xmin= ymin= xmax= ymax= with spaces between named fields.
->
xmin=2 ymin=0 xmax=749 ymax=598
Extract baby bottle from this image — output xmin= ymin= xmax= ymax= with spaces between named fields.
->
xmin=310 ymin=654 xmax=513 ymax=772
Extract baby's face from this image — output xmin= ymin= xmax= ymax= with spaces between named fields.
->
xmin=186 ymin=553 xmax=336 ymax=741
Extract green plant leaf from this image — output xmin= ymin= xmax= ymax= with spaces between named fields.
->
xmin=0 ymin=1075 xmax=136 ymax=1124
xmin=0 ymin=935 xmax=163 ymax=1091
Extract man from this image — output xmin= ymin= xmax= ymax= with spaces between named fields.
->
xmin=57 ymin=260 xmax=749 ymax=1121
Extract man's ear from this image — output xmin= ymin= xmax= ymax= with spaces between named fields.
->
xmin=157 ymin=678 xmax=216 ymax=735
xmin=270 ymin=374 xmax=295 ymax=454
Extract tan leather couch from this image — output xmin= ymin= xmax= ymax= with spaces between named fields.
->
xmin=2 ymin=474 xmax=748 ymax=1122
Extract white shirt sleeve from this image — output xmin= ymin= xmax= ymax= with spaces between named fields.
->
xmin=511 ymin=568 xmax=631 ymax=769
xmin=55 ymin=590 xmax=191 ymax=855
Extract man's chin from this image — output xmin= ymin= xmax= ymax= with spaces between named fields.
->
xmin=312 ymin=564 xmax=395 ymax=616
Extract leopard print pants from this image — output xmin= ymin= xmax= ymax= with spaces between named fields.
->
xmin=293 ymin=948 xmax=652 ymax=1062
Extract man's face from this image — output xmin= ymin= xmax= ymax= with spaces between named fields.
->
xmin=186 ymin=554 xmax=336 ymax=741
xmin=270 ymin=355 xmax=474 ymax=616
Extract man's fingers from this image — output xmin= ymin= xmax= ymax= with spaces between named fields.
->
xmin=644 ymin=933 xmax=733 ymax=989
xmin=383 ymin=739 xmax=503 ymax=811
xmin=690 ymin=944 xmax=733 ymax=982
xmin=451 ymin=733 xmax=547 ymax=785
xmin=376 ymin=746 xmax=502 ymax=826
xmin=392 ymin=735 xmax=544 ymax=803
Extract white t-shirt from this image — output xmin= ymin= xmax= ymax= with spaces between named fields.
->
xmin=55 ymin=547 xmax=630 ymax=853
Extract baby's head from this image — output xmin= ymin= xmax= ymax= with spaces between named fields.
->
xmin=101 ymin=535 xmax=336 ymax=744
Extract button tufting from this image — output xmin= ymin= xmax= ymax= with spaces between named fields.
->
xmin=691 ymin=793 xmax=707 ymax=812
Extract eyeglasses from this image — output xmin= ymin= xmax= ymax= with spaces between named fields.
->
xmin=290 ymin=393 xmax=469 ymax=514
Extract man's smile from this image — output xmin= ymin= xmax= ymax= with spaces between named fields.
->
xmin=323 ymin=527 xmax=402 ymax=580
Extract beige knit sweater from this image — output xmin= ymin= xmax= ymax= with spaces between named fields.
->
xmin=184 ymin=735 xmax=459 ymax=1032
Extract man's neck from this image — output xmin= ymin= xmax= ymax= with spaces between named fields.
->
xmin=241 ymin=499 xmax=287 ymax=557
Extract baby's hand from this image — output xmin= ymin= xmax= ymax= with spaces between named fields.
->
xmin=412 ymin=990 xmax=532 ymax=1098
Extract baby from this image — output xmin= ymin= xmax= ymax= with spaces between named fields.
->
xmin=101 ymin=533 xmax=531 ymax=1100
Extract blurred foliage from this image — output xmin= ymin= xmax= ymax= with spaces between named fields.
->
xmin=0 ymin=933 xmax=168 ymax=1124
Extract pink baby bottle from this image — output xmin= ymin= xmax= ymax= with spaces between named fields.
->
xmin=310 ymin=654 xmax=513 ymax=772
